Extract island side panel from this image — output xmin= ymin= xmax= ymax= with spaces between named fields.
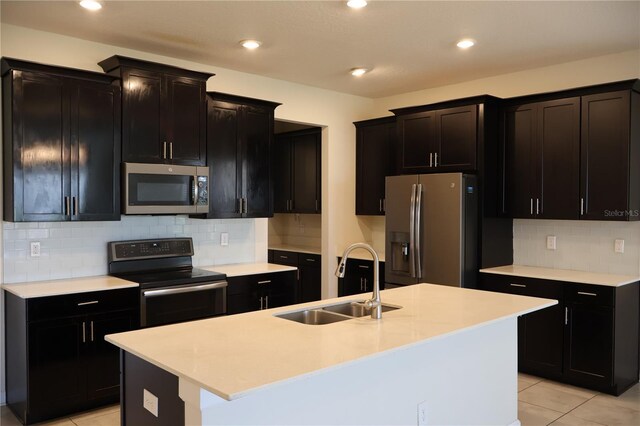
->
xmin=191 ymin=317 xmax=518 ymax=426
xmin=122 ymin=351 xmax=185 ymax=426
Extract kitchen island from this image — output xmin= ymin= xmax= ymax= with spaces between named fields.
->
xmin=106 ymin=284 xmax=555 ymax=425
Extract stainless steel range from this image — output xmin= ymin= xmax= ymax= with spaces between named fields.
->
xmin=108 ymin=238 xmax=227 ymax=327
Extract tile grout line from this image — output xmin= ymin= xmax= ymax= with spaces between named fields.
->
xmin=555 ymin=393 xmax=606 ymax=426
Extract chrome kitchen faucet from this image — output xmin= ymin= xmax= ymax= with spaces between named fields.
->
xmin=335 ymin=243 xmax=382 ymax=319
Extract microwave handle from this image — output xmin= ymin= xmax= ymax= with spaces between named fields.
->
xmin=191 ymin=176 xmax=198 ymax=205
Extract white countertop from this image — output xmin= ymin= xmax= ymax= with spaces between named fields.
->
xmin=268 ymin=244 xmax=321 ymax=255
xmin=2 ymin=276 xmax=138 ymax=299
xmin=106 ymin=283 xmax=555 ymax=401
xmin=480 ymin=265 xmax=640 ymax=287
xmin=201 ymin=262 xmax=297 ymax=277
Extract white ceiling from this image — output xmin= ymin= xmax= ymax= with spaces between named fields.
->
xmin=1 ymin=1 xmax=639 ymax=98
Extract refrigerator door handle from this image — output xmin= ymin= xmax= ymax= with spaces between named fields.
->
xmin=409 ymin=183 xmax=417 ymax=278
xmin=414 ymin=183 xmax=423 ymax=279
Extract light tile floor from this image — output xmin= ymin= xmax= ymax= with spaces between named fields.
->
xmin=1 ymin=375 xmax=639 ymax=425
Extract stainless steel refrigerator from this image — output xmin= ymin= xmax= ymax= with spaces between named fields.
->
xmin=385 ymin=173 xmax=477 ymax=288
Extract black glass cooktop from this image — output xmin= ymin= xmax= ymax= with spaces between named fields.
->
xmin=113 ymin=267 xmax=226 ymax=289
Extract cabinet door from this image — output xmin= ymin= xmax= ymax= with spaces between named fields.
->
xmin=435 ymin=105 xmax=477 ymax=171
xmin=207 ymin=100 xmax=242 ymax=218
xmin=520 ymin=304 xmax=564 ymax=377
xmin=564 ymin=303 xmax=614 ymax=387
xmin=272 ymin=135 xmax=292 ymax=213
xmin=70 ymin=81 xmax=121 ymax=221
xmin=396 ymin=111 xmax=437 ymax=173
xmin=356 ymin=121 xmax=395 ymax=215
xmin=86 ymin=311 xmax=136 ymax=401
xmin=537 ymin=98 xmax=580 ymax=219
xmin=243 ymin=105 xmax=273 ymax=217
xmin=299 ymin=265 xmax=321 ymax=303
xmin=264 ymin=272 xmax=297 ymax=309
xmin=121 ymin=68 xmax=164 ymax=163
xmin=9 ymin=70 xmax=69 ymax=222
xmin=580 ymin=91 xmax=630 ymax=220
xmin=165 ymin=76 xmax=206 ymax=165
xmin=504 ymin=103 xmax=537 ymax=218
xmin=28 ymin=317 xmax=86 ymax=420
xmin=292 ymin=131 xmax=321 ymax=213
xmin=226 ymin=276 xmax=260 ymax=315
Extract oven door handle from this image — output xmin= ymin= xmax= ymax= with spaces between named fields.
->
xmin=191 ymin=176 xmax=198 ymax=206
xmin=142 ymin=281 xmax=228 ymax=298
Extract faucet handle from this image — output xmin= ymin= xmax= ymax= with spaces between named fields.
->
xmin=352 ymin=299 xmax=380 ymax=309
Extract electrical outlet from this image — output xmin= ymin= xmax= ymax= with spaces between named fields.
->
xmin=546 ymin=235 xmax=557 ymax=250
xmin=220 ymin=232 xmax=229 ymax=246
xmin=615 ymin=239 xmax=625 ymax=253
xmin=30 ymin=242 xmax=41 ymax=257
xmin=418 ymin=401 xmax=428 ymax=426
xmin=143 ymin=389 xmax=158 ymax=417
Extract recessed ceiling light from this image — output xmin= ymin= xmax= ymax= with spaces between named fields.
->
xmin=240 ymin=40 xmax=261 ymax=50
xmin=79 ymin=0 xmax=102 ymax=11
xmin=456 ymin=39 xmax=475 ymax=49
xmin=347 ymin=0 xmax=368 ymax=9
xmin=350 ymin=68 xmax=370 ymax=77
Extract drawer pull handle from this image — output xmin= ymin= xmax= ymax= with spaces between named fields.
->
xmin=280 ymin=256 xmax=288 ymax=259
xmin=258 ymin=280 xmax=272 ymax=285
xmin=510 ymin=283 xmax=526 ymax=288
xmin=77 ymin=301 xmax=99 ymax=306
xmin=577 ymin=291 xmax=597 ymax=297
xmin=358 ymin=265 xmax=370 ymax=269
xmin=306 ymin=259 xmax=315 ymax=262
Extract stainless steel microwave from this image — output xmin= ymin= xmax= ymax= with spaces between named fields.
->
xmin=123 ymin=163 xmax=209 ymax=214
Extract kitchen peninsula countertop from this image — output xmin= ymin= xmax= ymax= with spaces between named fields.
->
xmin=268 ymin=244 xmax=321 ymax=255
xmin=480 ymin=265 xmax=640 ymax=287
xmin=2 ymin=275 xmax=138 ymax=299
xmin=201 ymin=262 xmax=296 ymax=277
xmin=106 ymin=284 xmax=554 ymax=401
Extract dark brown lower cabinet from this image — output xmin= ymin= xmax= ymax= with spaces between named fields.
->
xmin=270 ymin=249 xmax=322 ymax=303
xmin=338 ymin=257 xmax=385 ymax=297
xmin=479 ymin=273 xmax=639 ymax=395
xmin=5 ymin=288 xmax=139 ymax=425
xmin=226 ymin=271 xmax=297 ymax=315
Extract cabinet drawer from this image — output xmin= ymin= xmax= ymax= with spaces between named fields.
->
xmin=299 ymin=254 xmax=321 ymax=266
xmin=227 ymin=273 xmax=284 ymax=296
xmin=564 ymin=283 xmax=614 ymax=307
xmin=271 ymin=250 xmax=298 ymax=266
xmin=340 ymin=258 xmax=374 ymax=273
xmin=479 ymin=273 xmax=563 ymax=300
xmin=27 ymin=288 xmax=139 ymax=322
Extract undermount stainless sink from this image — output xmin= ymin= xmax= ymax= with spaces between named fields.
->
xmin=322 ymin=301 xmax=401 ymax=318
xmin=275 ymin=301 xmax=402 ymax=325
xmin=276 ymin=309 xmax=351 ymax=325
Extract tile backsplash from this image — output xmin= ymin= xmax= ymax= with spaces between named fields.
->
xmin=513 ymin=219 xmax=640 ymax=275
xmin=268 ymin=213 xmax=321 ymax=248
xmin=3 ymin=216 xmax=256 ymax=283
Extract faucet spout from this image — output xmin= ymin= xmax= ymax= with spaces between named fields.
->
xmin=335 ymin=243 xmax=382 ymax=319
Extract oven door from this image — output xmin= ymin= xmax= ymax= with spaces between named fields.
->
xmin=140 ymin=281 xmax=227 ymax=328
xmin=123 ymin=162 xmax=209 ymax=214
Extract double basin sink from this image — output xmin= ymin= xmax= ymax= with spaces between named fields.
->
xmin=276 ymin=301 xmax=401 ymax=325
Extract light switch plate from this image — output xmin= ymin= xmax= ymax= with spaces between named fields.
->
xmin=546 ymin=235 xmax=557 ymax=250
xmin=143 ymin=389 xmax=158 ymax=417
xmin=220 ymin=232 xmax=229 ymax=246
xmin=615 ymin=239 xmax=625 ymax=253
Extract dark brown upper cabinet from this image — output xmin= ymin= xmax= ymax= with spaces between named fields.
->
xmin=204 ymin=93 xmax=280 ymax=218
xmin=98 ymin=56 xmax=213 ymax=166
xmin=273 ymin=128 xmax=322 ymax=214
xmin=580 ymin=90 xmax=640 ymax=221
xmin=504 ymin=97 xmax=580 ymax=219
xmin=500 ymin=80 xmax=640 ymax=221
xmin=2 ymin=58 xmax=121 ymax=222
xmin=354 ymin=117 xmax=395 ymax=215
xmin=392 ymin=101 xmax=479 ymax=174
